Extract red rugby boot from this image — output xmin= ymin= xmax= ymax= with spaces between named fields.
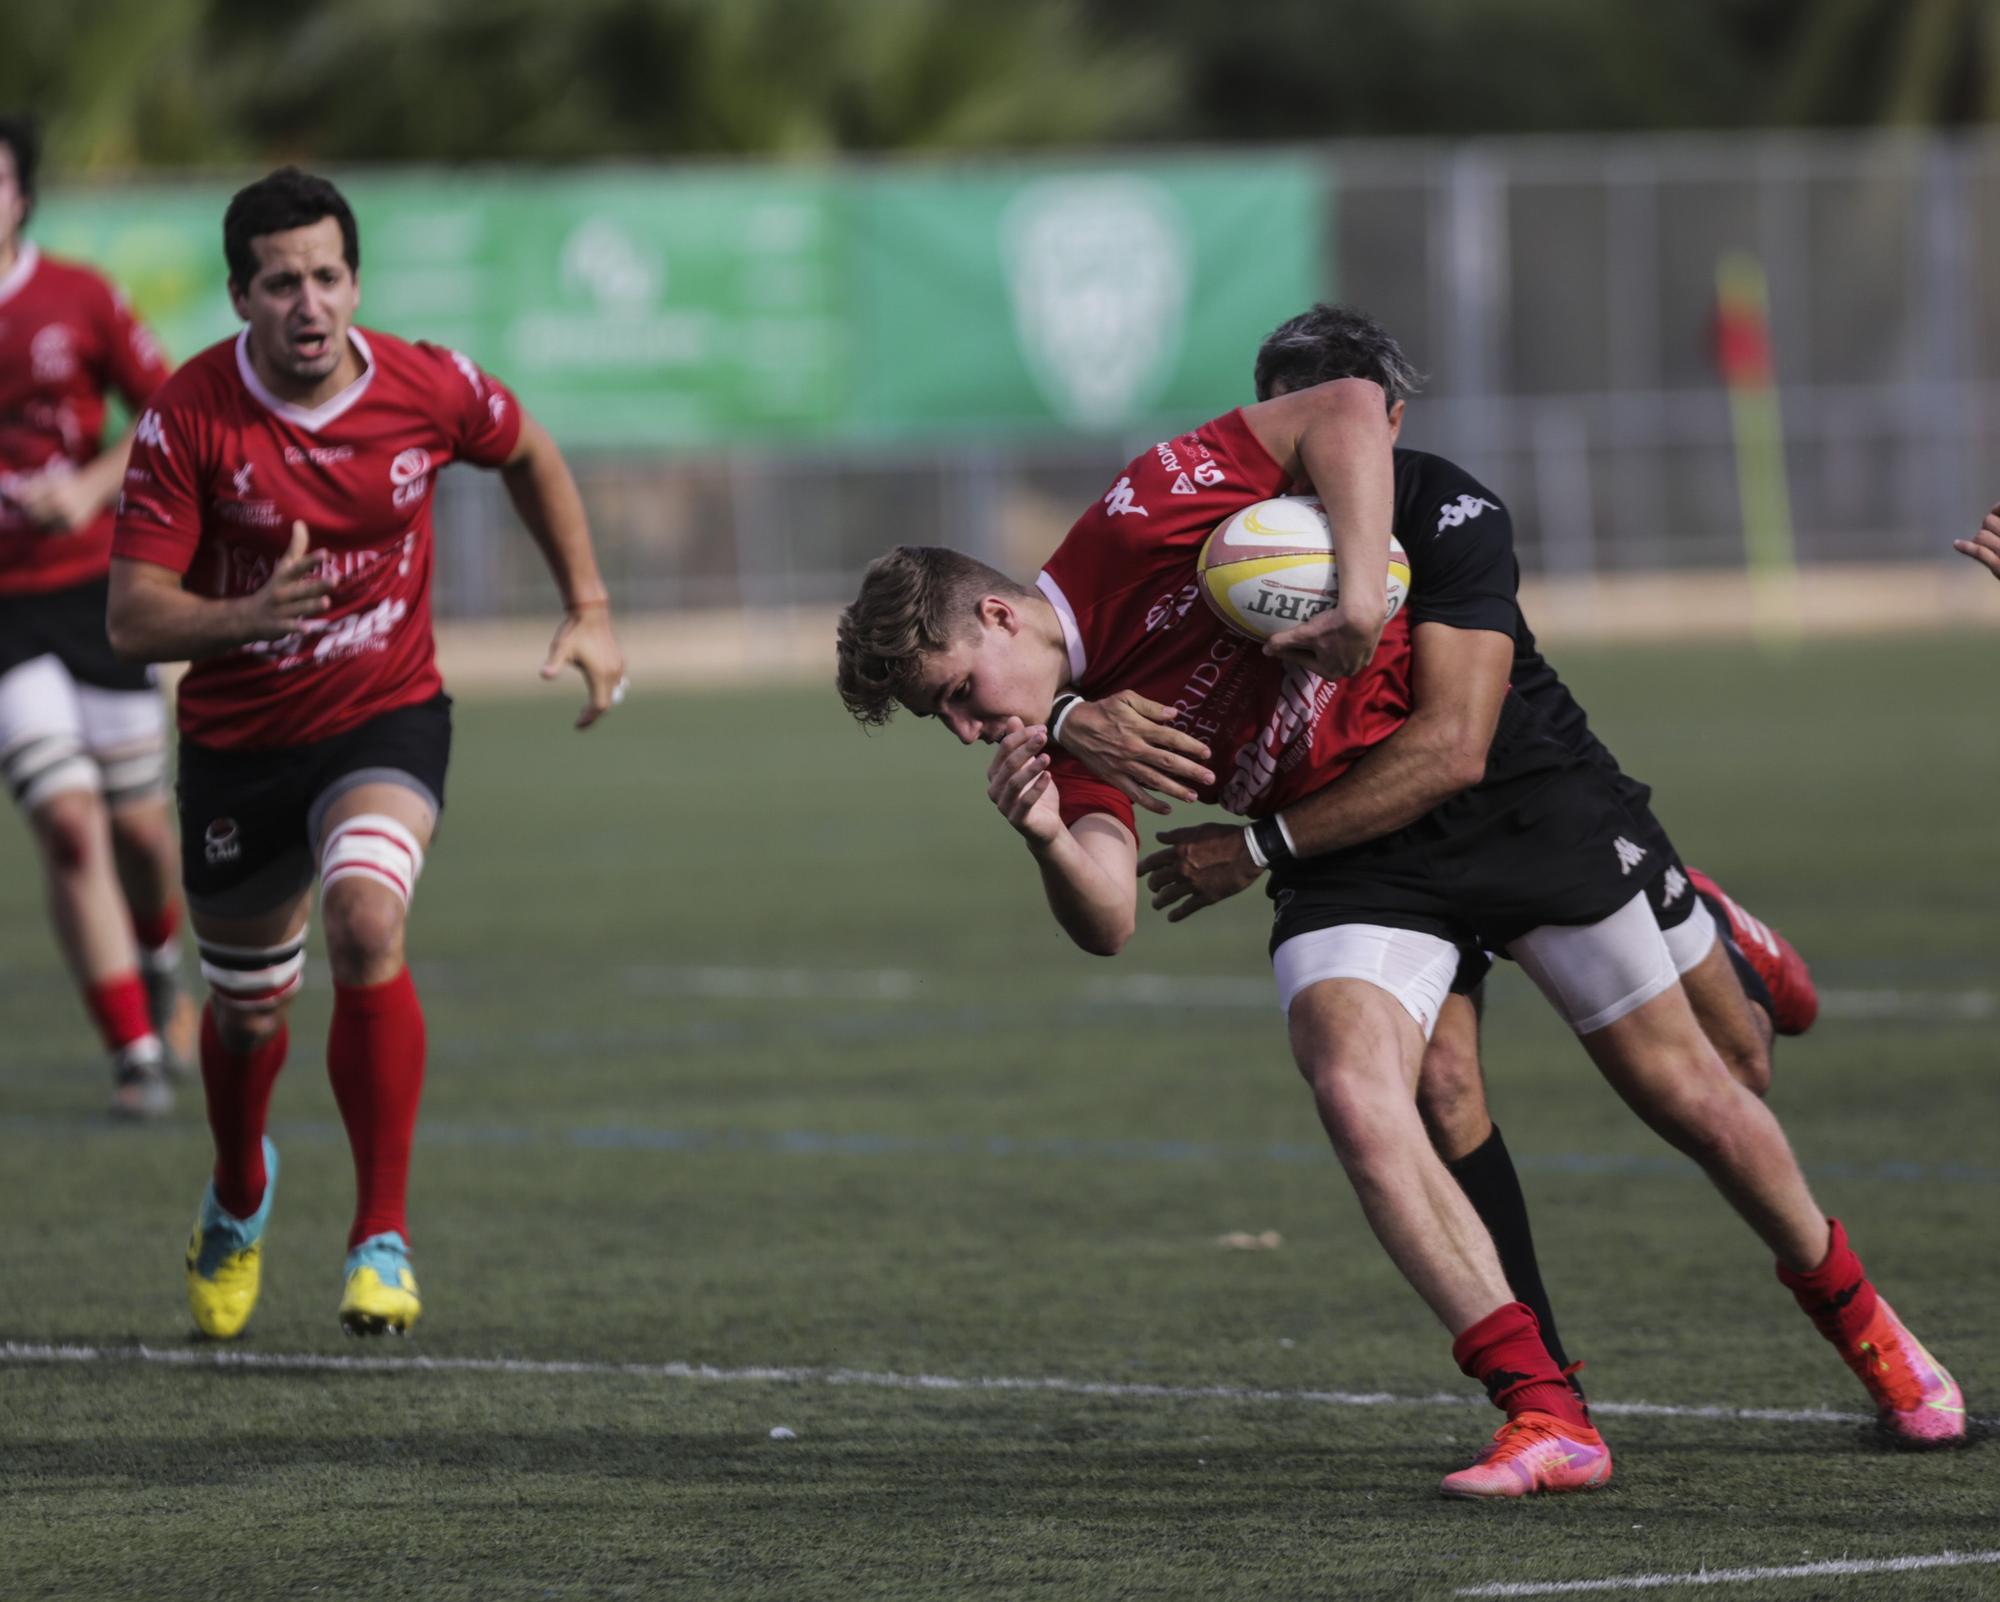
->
xmin=1686 ymin=867 xmax=1818 ymax=1035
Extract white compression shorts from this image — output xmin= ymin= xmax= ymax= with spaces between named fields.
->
xmin=1506 ymin=890 xmax=1681 ymax=1036
xmin=1661 ymin=894 xmax=1718 ymax=976
xmin=0 ymin=654 xmax=169 ymax=812
xmin=1272 ymin=923 xmax=1461 ymax=1040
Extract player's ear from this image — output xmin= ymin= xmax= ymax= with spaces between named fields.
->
xmin=979 ymin=596 xmax=1019 ymax=635
xmin=228 ymin=281 xmax=250 ymax=323
xmin=1387 ymin=399 xmax=1405 ymax=441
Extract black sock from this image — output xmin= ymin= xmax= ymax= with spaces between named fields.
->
xmin=1446 ymin=1124 xmax=1576 ymax=1380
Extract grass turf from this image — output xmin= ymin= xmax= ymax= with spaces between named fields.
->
xmin=3 ymin=630 xmax=1996 ymax=1600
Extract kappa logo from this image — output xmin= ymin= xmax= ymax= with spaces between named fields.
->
xmin=133 ymin=409 xmax=171 ymax=456
xmin=1614 ymin=836 xmax=1648 ymax=876
xmin=1660 ymin=865 xmax=1688 ymax=907
xmin=390 ymin=447 xmax=434 ymax=509
xmin=1435 ymin=492 xmax=1499 ymax=532
xmin=1103 ymin=476 xmax=1148 ymax=518
xmin=204 ymin=818 xmax=242 ymax=866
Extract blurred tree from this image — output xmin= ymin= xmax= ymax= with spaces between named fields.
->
xmin=5 ymin=0 xmax=1998 ymax=174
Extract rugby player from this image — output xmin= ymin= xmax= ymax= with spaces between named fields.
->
xmin=835 ymin=382 xmax=1965 ymax=1496
xmin=1058 ymin=305 xmax=1819 ymax=1384
xmin=107 ymin=168 xmax=627 ymax=1339
xmin=0 ymin=112 xmax=196 ymax=1116
xmin=1955 ymin=502 xmax=2000 ymax=578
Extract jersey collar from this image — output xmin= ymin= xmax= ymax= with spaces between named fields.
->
xmin=235 ymin=326 xmax=377 ymax=431
xmin=1036 ymin=570 xmax=1088 ymax=681
xmin=0 ymin=242 xmax=41 ymax=309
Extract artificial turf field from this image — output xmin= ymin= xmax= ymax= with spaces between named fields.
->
xmin=3 ymin=629 xmax=1997 ymax=1601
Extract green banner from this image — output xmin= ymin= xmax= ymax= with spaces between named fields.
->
xmin=34 ymin=156 xmax=1325 ymax=448
xmin=852 ymin=156 xmax=1324 ymax=438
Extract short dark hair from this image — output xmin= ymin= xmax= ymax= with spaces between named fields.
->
xmin=224 ymin=167 xmax=359 ymax=291
xmin=836 ymin=546 xmax=1031 ymax=727
xmin=1253 ymin=303 xmax=1424 ymax=408
xmin=0 ymin=113 xmax=40 ymax=224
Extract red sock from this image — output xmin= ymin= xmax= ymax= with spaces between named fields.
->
xmin=1452 ymin=1301 xmax=1592 ymax=1431
xmin=200 ymin=1003 xmax=289 ymax=1219
xmin=131 ymin=901 xmax=182 ymax=954
xmin=85 ymin=972 xmax=156 ymax=1053
xmin=328 ymin=968 xmax=426 ymax=1250
xmin=1776 ymin=1218 xmax=1878 ymax=1346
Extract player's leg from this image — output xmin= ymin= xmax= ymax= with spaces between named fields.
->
xmin=1417 ymin=984 xmax=1579 ymax=1380
xmin=76 ymin=679 xmax=199 ymax=1076
xmin=1686 ymin=866 xmax=1818 ymax=1037
xmin=1653 ymin=865 xmax=1773 ymax=1095
xmin=314 ymin=774 xmax=438 ymax=1337
xmin=1508 ymin=893 xmax=1964 ymax=1446
xmin=0 ymin=654 xmax=169 ymax=1115
xmin=1278 ymin=928 xmax=1607 ymax=1497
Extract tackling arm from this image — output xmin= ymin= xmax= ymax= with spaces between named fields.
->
xmin=1141 ymin=623 xmax=1514 ymax=920
xmin=498 ymin=410 xmax=627 ymax=727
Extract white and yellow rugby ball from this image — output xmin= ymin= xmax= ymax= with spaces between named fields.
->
xmin=1197 ymin=495 xmax=1410 ymax=642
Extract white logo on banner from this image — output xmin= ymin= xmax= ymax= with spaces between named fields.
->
xmin=560 ymin=218 xmax=663 ymax=311
xmin=1002 ymin=177 xmax=1191 ymax=428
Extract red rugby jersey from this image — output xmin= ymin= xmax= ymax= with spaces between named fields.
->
xmin=113 ymin=327 xmax=521 ymax=749
xmin=1040 ymin=408 xmax=1414 ymax=836
xmin=0 ymin=245 xmax=173 ymax=594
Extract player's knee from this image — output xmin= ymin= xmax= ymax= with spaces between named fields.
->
xmin=322 ymin=882 xmax=407 ymax=980
xmin=1643 ymin=1062 xmax=1750 ymax=1165
xmin=318 ymin=814 xmax=423 ymax=980
xmin=214 ymin=997 xmax=289 ymax=1053
xmin=1416 ymin=1034 xmax=1489 ymax=1157
xmin=31 ymin=786 xmax=107 ymax=874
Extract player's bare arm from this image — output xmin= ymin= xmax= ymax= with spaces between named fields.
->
xmin=1140 ymin=624 xmax=1512 ymax=922
xmin=1238 ymin=377 xmax=1395 ymax=678
xmin=107 ymin=519 xmax=331 ymax=662
xmin=499 ymin=410 xmax=626 ymax=728
xmin=988 ymin=717 xmax=1137 ymax=956
xmin=1053 ymin=691 xmax=1215 ymax=816
xmin=17 ymin=427 xmax=140 ymax=534
xmin=1952 ymin=503 xmax=2000 ymax=579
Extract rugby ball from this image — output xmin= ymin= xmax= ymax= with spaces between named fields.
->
xmin=1197 ymin=496 xmax=1409 ymax=643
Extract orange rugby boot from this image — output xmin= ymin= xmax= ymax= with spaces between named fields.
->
xmin=1441 ymin=1410 xmax=1613 ymax=1499
xmin=1834 ymin=1298 xmax=1967 ymax=1448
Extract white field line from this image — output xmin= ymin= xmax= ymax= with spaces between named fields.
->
xmin=1455 ymin=1549 xmax=2000 ymax=1597
xmin=0 ymin=1341 xmax=1903 ymax=1429
xmin=613 ymin=963 xmax=1994 ymax=1022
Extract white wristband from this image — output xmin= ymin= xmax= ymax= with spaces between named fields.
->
xmin=1242 ymin=823 xmax=1269 ymax=871
xmin=1273 ymin=812 xmax=1299 ymax=857
xmin=1049 ymin=694 xmax=1083 ymax=747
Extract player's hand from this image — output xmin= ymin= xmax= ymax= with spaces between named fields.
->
xmin=1264 ymin=598 xmax=1387 ymax=679
xmin=986 ymin=717 xmax=1063 ymax=846
xmin=542 ymin=598 xmax=627 ymax=729
xmin=1953 ymin=504 xmax=2000 ymax=580
xmin=240 ymin=520 xmax=333 ymax=641
xmin=1138 ymin=822 xmax=1262 ymax=923
xmin=17 ymin=469 xmax=100 ymax=535
xmin=1058 ymin=692 xmax=1214 ymax=816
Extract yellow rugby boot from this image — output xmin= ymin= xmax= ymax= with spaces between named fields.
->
xmin=184 ymin=1138 xmax=278 ymax=1339
xmin=338 ymin=1232 xmax=421 ymax=1337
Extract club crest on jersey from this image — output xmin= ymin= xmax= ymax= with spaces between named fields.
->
xmin=31 ymin=324 xmax=76 ymax=383
xmin=390 ymin=447 xmax=434 ymax=509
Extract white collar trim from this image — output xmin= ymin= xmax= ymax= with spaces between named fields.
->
xmin=235 ymin=326 xmax=376 ymax=431
xmin=0 ymin=243 xmax=41 ymax=309
xmin=1036 ymin=570 xmax=1088 ymax=681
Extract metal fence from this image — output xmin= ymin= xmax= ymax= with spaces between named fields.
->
xmin=432 ymin=131 xmax=2000 ymax=617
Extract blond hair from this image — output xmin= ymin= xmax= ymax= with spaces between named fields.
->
xmin=836 ymin=546 xmax=1030 ymax=726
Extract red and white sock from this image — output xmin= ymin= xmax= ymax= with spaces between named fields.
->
xmin=1453 ymin=1301 xmax=1593 ymax=1431
xmin=85 ymin=972 xmax=159 ymax=1056
xmin=200 ymin=1003 xmax=289 ymax=1219
xmin=1776 ymin=1217 xmax=1878 ymax=1346
xmin=327 ymin=967 xmax=427 ymax=1249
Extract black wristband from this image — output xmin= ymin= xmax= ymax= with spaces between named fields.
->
xmin=1048 ymin=692 xmax=1084 ymax=747
xmin=1251 ymin=815 xmax=1294 ymax=867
